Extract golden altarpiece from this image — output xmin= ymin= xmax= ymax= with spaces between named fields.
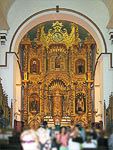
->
xmin=20 ymin=21 xmax=95 ymax=129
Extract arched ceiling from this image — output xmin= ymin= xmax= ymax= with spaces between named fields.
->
xmin=0 ymin=0 xmax=113 ymax=29
xmin=0 ymin=0 xmax=15 ymax=30
xmin=103 ymin=0 xmax=113 ymax=28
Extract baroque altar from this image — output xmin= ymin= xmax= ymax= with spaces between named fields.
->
xmin=20 ymin=21 xmax=95 ymax=129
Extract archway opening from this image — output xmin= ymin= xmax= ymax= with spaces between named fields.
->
xmin=11 ymin=10 xmax=106 ymax=129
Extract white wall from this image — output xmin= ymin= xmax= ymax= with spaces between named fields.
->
xmin=15 ymin=61 xmax=21 ymax=121
xmin=94 ymin=54 xmax=113 ymax=125
xmin=0 ymin=44 xmax=7 ymax=65
xmin=0 ymin=53 xmax=21 ymax=124
xmin=103 ymin=54 xmax=113 ymax=108
xmin=0 ymin=53 xmax=17 ymax=107
xmin=94 ymin=57 xmax=103 ymax=122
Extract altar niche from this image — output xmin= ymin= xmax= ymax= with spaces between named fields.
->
xmin=55 ymin=54 xmax=60 ymax=68
xmin=75 ymin=93 xmax=86 ymax=114
xmin=48 ymin=79 xmax=67 ymax=119
xmin=30 ymin=58 xmax=40 ymax=74
xmin=76 ymin=59 xmax=85 ymax=74
xmin=29 ymin=93 xmax=40 ymax=113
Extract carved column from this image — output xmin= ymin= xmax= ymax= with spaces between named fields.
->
xmin=65 ymin=88 xmax=69 ymax=116
xmin=53 ymin=90 xmax=62 ymax=124
xmin=20 ymin=40 xmax=31 ymax=127
xmin=48 ymin=92 xmax=52 ymax=116
xmin=67 ymin=85 xmax=72 ymax=116
xmin=23 ymin=82 xmax=28 ymax=126
xmin=40 ymin=84 xmax=45 ymax=117
xmin=44 ymin=84 xmax=48 ymax=115
xmin=23 ymin=46 xmax=29 ymax=126
xmin=87 ymin=44 xmax=93 ymax=123
xmin=84 ymin=34 xmax=95 ymax=125
xmin=71 ymin=83 xmax=74 ymax=115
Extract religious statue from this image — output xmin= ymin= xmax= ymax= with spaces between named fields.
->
xmin=30 ymin=59 xmax=40 ymax=74
xmin=77 ymin=98 xmax=84 ymax=112
xmin=55 ymin=55 xmax=60 ymax=68
xmin=32 ymin=60 xmax=37 ymax=73
xmin=78 ymin=62 xmax=83 ymax=73
xmin=30 ymin=100 xmax=37 ymax=111
xmin=75 ymin=94 xmax=86 ymax=113
xmin=76 ymin=59 xmax=85 ymax=74
xmin=29 ymin=94 xmax=40 ymax=112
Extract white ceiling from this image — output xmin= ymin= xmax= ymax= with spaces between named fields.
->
xmin=0 ymin=0 xmax=113 ymax=29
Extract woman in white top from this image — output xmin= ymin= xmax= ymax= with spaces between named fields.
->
xmin=68 ymin=126 xmax=82 ymax=150
xmin=20 ymin=129 xmax=40 ymax=150
xmin=82 ymin=135 xmax=97 ymax=149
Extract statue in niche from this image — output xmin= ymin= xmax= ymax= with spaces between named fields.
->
xmin=30 ymin=59 xmax=40 ymax=74
xmin=76 ymin=59 xmax=85 ymax=74
xmin=77 ymin=98 xmax=84 ymax=111
xmin=55 ymin=54 xmax=60 ymax=68
xmin=32 ymin=60 xmax=37 ymax=73
xmin=29 ymin=93 xmax=40 ymax=112
xmin=78 ymin=62 xmax=83 ymax=73
xmin=30 ymin=100 xmax=37 ymax=111
xmin=75 ymin=94 xmax=86 ymax=113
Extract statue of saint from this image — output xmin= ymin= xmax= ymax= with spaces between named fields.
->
xmin=76 ymin=59 xmax=85 ymax=74
xmin=29 ymin=94 xmax=38 ymax=112
xmin=55 ymin=55 xmax=60 ymax=68
xmin=32 ymin=60 xmax=37 ymax=73
xmin=31 ymin=100 xmax=37 ymax=111
xmin=76 ymin=97 xmax=84 ymax=112
xmin=78 ymin=63 xmax=83 ymax=73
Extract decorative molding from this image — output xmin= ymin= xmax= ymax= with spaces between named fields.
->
xmin=93 ymin=52 xmax=113 ymax=78
xmin=0 ymin=30 xmax=7 ymax=45
xmin=0 ymin=52 xmax=19 ymax=67
xmin=109 ymin=29 xmax=113 ymax=44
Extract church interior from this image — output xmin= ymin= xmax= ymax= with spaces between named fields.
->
xmin=0 ymin=0 xmax=113 ymax=133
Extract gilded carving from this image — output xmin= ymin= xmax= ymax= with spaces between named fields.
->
xmin=20 ymin=21 xmax=95 ymax=128
xmin=29 ymin=93 xmax=40 ymax=113
xmin=30 ymin=58 xmax=40 ymax=74
xmin=75 ymin=93 xmax=86 ymax=114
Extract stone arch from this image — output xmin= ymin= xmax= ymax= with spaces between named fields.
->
xmin=9 ymin=8 xmax=107 ymax=56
